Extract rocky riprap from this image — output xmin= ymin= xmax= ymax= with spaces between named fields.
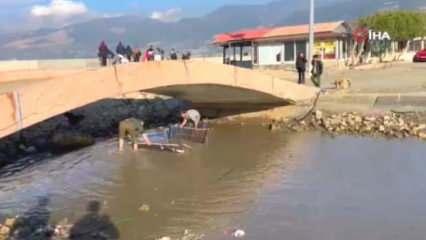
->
xmin=274 ymin=110 xmax=426 ymax=140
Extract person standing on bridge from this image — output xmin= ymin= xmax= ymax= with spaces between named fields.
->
xmin=180 ymin=109 xmax=201 ymax=128
xmin=133 ymin=48 xmax=142 ymax=62
xmin=116 ymin=42 xmax=126 ymax=56
xmin=144 ymin=46 xmax=155 ymax=61
xmin=98 ymin=41 xmax=113 ymax=67
xmin=170 ymin=49 xmax=178 ymax=60
xmin=296 ymin=52 xmax=307 ymax=84
xmin=118 ymin=118 xmax=152 ymax=152
xmin=311 ymin=54 xmax=324 ymax=88
xmin=125 ymin=45 xmax=133 ymax=61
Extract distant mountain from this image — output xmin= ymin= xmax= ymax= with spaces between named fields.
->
xmin=279 ymin=0 xmax=426 ymax=25
xmin=0 ymin=0 xmax=425 ymax=60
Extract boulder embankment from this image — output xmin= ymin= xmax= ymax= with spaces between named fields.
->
xmin=0 ymin=97 xmax=187 ymax=167
xmin=270 ymin=110 xmax=426 ymax=140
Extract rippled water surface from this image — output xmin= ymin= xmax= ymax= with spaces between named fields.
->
xmin=1 ymin=124 xmax=426 ymax=239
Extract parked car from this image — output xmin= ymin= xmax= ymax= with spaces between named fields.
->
xmin=413 ymin=49 xmax=426 ymax=62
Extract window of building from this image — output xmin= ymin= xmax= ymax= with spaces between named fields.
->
xmin=284 ymin=41 xmax=295 ymax=62
xmin=295 ymin=41 xmax=307 ymax=57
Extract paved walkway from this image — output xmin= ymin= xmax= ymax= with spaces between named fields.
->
xmin=263 ymin=62 xmax=426 ymax=113
xmin=321 ymin=63 xmax=426 ymax=112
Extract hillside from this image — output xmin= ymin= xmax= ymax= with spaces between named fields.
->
xmin=0 ymin=0 xmax=424 ymax=60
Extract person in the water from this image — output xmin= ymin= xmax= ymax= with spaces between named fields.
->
xmin=118 ymin=118 xmax=152 ymax=151
xmin=180 ymin=109 xmax=201 ymax=128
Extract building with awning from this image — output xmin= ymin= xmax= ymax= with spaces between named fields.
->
xmin=214 ymin=21 xmax=352 ymax=68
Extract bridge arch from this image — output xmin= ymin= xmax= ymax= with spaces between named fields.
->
xmin=0 ymin=60 xmax=318 ymax=138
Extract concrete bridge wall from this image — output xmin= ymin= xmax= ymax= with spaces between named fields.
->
xmin=0 ymin=58 xmax=100 ymax=72
xmin=0 ymin=60 xmax=318 ymax=139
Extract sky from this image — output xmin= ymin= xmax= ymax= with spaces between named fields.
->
xmin=0 ymin=0 xmax=272 ymax=30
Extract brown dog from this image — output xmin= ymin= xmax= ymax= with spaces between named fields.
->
xmin=334 ymin=78 xmax=352 ymax=89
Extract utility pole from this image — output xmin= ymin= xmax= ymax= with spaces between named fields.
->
xmin=308 ymin=0 xmax=315 ymax=72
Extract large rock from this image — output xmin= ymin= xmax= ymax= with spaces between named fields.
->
xmin=418 ymin=131 xmax=426 ymax=140
xmin=50 ymin=131 xmax=95 ymax=151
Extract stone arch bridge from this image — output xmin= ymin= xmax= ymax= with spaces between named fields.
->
xmin=0 ymin=60 xmax=318 ymax=139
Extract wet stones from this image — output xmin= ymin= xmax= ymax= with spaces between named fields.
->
xmin=0 ymin=217 xmax=17 ymax=240
xmin=0 ymin=225 xmax=10 ymax=237
xmin=53 ymin=218 xmax=73 ymax=239
xmin=282 ymin=110 xmax=426 ymax=140
xmin=50 ymin=131 xmax=95 ymax=152
xmin=0 ymin=216 xmax=74 ymax=240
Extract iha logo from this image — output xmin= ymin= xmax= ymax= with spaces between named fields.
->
xmin=353 ymin=28 xmax=392 ymax=42
xmin=369 ymin=30 xmax=391 ymax=41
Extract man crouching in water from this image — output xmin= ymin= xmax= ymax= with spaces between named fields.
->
xmin=180 ymin=109 xmax=201 ymax=128
xmin=118 ymin=118 xmax=152 ymax=151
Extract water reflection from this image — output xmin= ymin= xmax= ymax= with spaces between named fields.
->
xmin=1 ymin=125 xmax=425 ymax=240
xmin=70 ymin=201 xmax=119 ymax=240
xmin=10 ymin=196 xmax=52 ymax=240
xmin=106 ymin=124 xmax=297 ymax=239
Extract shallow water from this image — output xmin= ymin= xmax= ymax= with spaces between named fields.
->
xmin=1 ymin=124 xmax=426 ymax=239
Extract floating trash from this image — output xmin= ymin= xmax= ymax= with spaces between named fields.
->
xmin=139 ymin=204 xmax=151 ymax=212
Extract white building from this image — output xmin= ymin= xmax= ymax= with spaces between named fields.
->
xmin=214 ymin=21 xmax=353 ymax=68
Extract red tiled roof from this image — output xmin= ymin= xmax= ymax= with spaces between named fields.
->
xmin=263 ymin=21 xmax=344 ymax=39
xmin=214 ymin=21 xmax=345 ymax=44
xmin=214 ymin=28 xmax=271 ymax=44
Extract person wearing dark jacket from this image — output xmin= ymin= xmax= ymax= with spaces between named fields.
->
xmin=170 ymin=49 xmax=178 ymax=60
xmin=295 ymin=52 xmax=307 ymax=84
xmin=311 ymin=54 xmax=324 ymax=87
xmin=133 ymin=49 xmax=142 ymax=62
xmin=98 ymin=41 xmax=112 ymax=66
xmin=116 ymin=42 xmax=126 ymax=56
xmin=125 ymin=45 xmax=133 ymax=61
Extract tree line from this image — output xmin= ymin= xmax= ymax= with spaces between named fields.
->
xmin=349 ymin=10 xmax=426 ymax=65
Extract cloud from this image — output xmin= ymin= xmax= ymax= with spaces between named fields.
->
xmin=150 ymin=8 xmax=182 ymax=22
xmin=31 ymin=0 xmax=88 ymax=18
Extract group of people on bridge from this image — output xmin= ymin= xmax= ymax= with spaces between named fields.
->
xmin=98 ymin=41 xmax=192 ymax=67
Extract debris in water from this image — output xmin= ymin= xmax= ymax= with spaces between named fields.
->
xmin=225 ymin=228 xmax=246 ymax=238
xmin=182 ymin=229 xmax=204 ymax=240
xmin=157 ymin=237 xmax=172 ymax=240
xmin=139 ymin=204 xmax=151 ymax=212
xmin=54 ymin=218 xmax=73 ymax=239
xmin=232 ymin=229 xmax=246 ymax=238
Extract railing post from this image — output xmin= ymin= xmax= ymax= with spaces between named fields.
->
xmin=13 ymin=91 xmax=24 ymax=130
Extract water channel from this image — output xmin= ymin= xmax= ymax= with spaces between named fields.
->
xmin=1 ymin=124 xmax=426 ymax=239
